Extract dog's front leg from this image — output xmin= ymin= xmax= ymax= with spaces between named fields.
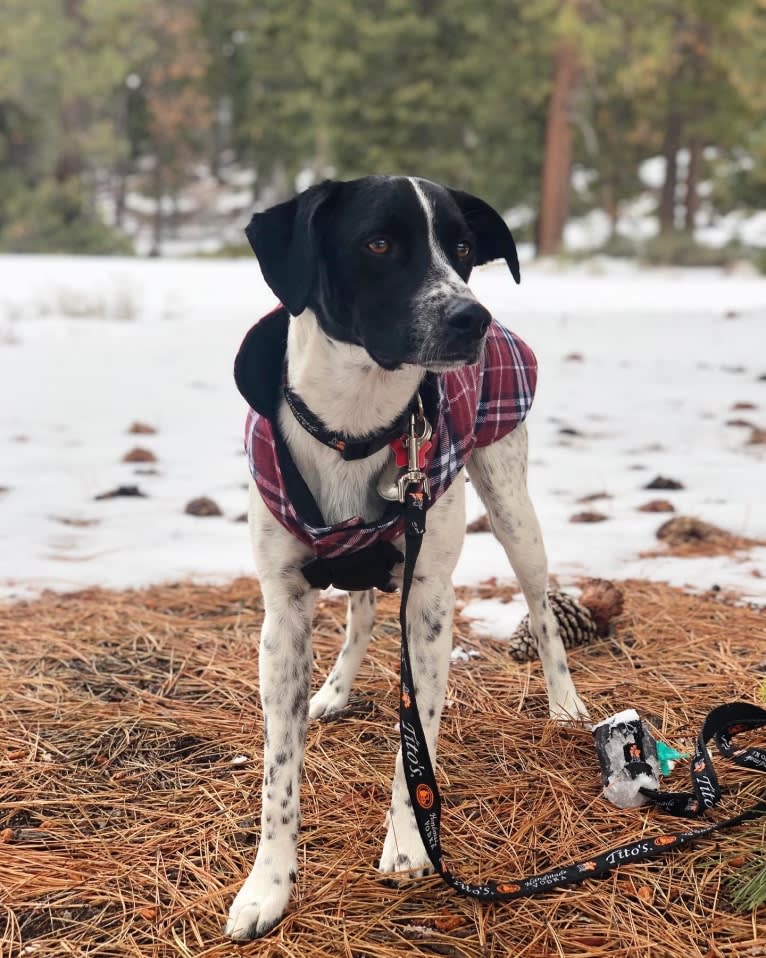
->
xmin=466 ymin=425 xmax=588 ymax=722
xmin=378 ymin=482 xmax=464 ymax=876
xmin=226 ymin=492 xmax=317 ymax=941
xmin=309 ymin=590 xmax=375 ymax=719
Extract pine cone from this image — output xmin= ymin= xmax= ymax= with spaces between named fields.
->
xmin=509 ymin=591 xmax=600 ymax=662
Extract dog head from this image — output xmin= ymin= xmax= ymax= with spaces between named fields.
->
xmin=245 ymin=175 xmax=519 ymax=371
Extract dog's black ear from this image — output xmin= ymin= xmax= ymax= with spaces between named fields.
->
xmin=245 ymin=181 xmax=338 ymax=315
xmin=448 ymin=188 xmax=520 ymax=284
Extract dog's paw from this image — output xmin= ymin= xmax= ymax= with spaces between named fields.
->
xmin=309 ymin=680 xmax=349 ymax=719
xmin=378 ymin=851 xmax=435 ymax=885
xmin=378 ymin=824 xmax=434 ymax=880
xmin=549 ymin=691 xmax=591 ymax=727
xmin=225 ymin=864 xmax=296 ymax=941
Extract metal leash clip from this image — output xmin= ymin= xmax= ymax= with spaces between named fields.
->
xmin=396 ymin=395 xmax=432 ymax=503
xmin=376 ymin=394 xmax=432 ymax=503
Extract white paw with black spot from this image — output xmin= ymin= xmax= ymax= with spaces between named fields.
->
xmin=225 ymin=863 xmax=296 ymax=941
xmin=377 ymin=823 xmax=433 ymax=879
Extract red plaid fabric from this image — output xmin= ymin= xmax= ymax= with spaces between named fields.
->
xmin=244 ymin=318 xmax=536 ymax=559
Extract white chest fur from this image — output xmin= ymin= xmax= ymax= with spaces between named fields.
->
xmin=279 ymin=311 xmax=423 ymax=525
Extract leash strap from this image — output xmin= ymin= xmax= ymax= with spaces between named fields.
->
xmin=398 ymin=486 xmax=766 ymax=901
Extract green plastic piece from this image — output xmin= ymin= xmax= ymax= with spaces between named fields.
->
xmin=656 ymin=741 xmax=689 ymax=777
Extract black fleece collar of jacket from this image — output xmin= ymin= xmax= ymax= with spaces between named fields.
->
xmin=234 ymin=305 xmax=291 ymax=420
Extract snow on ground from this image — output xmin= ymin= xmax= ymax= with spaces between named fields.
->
xmin=1 ymin=256 xmax=765 ymax=639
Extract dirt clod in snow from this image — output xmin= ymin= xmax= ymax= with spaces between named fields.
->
xmin=185 ymin=497 xmax=223 ymax=517
xmin=644 ymin=475 xmax=685 ymax=491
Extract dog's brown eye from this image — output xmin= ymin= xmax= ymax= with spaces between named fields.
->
xmin=456 ymin=241 xmax=472 ymax=259
xmin=367 ymin=238 xmax=390 ymax=255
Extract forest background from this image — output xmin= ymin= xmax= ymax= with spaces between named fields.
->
xmin=0 ymin=0 xmax=764 ymax=264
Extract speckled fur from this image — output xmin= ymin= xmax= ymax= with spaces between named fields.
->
xmin=226 ymin=183 xmax=587 ymax=940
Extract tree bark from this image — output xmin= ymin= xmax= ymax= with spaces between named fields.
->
xmin=658 ymin=112 xmax=682 ymax=235
xmin=150 ymin=164 xmax=163 ymax=257
xmin=55 ymin=0 xmax=84 ymax=184
xmin=537 ymin=34 xmax=579 ymax=256
xmin=684 ymin=136 xmax=702 ymax=233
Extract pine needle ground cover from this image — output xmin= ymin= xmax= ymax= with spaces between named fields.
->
xmin=1 ymin=578 xmax=764 ymax=958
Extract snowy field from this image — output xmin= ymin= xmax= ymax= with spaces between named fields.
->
xmin=2 ymin=255 xmax=765 ymax=631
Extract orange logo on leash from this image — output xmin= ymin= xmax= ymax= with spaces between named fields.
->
xmin=653 ymin=835 xmax=677 ymax=847
xmin=416 ymin=784 xmax=434 ymax=809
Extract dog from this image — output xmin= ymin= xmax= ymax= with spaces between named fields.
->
xmin=226 ymin=175 xmax=588 ymax=940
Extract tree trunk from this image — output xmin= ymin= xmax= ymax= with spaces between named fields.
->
xmin=112 ymin=91 xmax=129 ymax=229
xmin=601 ymin=182 xmax=619 ymax=240
xmin=684 ymin=137 xmax=702 ymax=233
xmin=56 ymin=0 xmax=84 ymax=184
xmin=150 ymin=164 xmax=163 ymax=257
xmin=537 ymin=35 xmax=579 ymax=256
xmin=658 ymin=112 xmax=682 ymax=235
xmin=113 ymin=166 xmax=127 ymax=229
xmin=264 ymin=158 xmax=290 ymax=205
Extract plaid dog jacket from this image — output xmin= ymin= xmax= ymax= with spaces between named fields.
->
xmin=235 ymin=305 xmax=536 ymax=562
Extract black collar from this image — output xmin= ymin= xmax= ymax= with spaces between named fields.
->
xmin=235 ymin=305 xmax=438 ymax=461
xmin=283 ymin=385 xmax=413 ymax=461
xmin=235 ymin=305 xmax=443 ymax=531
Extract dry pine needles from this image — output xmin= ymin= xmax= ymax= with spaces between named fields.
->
xmin=0 ymin=577 xmax=765 ymax=958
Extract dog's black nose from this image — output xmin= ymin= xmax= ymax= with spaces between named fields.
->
xmin=444 ymin=300 xmax=492 ymax=340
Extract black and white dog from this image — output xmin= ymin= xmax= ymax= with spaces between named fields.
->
xmin=226 ymin=175 xmax=588 ymax=940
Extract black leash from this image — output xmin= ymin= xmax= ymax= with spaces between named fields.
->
xmin=397 ymin=481 xmax=766 ymax=900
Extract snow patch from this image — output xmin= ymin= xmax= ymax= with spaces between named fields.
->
xmin=1 ymin=257 xmax=764 ymax=614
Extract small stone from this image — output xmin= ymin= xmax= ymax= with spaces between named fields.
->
xmin=559 ymin=427 xmax=582 ymax=437
xmin=726 ymin=418 xmax=755 ymax=428
xmin=127 ymin=421 xmax=157 ymax=435
xmin=185 ymin=497 xmax=223 ymax=517
xmin=570 ymin=511 xmax=609 ymax=523
xmin=644 ymin=476 xmax=684 ymax=491
xmin=637 ymin=499 xmax=675 ymax=513
xmin=747 ymin=427 xmax=766 ymax=445
xmin=732 ymin=401 xmax=757 ymax=411
xmin=723 ymin=310 xmax=740 ymax=320
xmin=466 ymin=514 xmax=490 ymax=533
xmin=564 ymin=352 xmax=584 ymax=362
xmin=94 ymin=485 xmax=147 ymax=500
xmin=234 ymin=512 xmax=248 ymax=523
xmin=122 ymin=447 xmax=157 ymax=463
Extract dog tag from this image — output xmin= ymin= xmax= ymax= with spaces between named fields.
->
xmin=376 ymin=452 xmax=403 ymax=502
